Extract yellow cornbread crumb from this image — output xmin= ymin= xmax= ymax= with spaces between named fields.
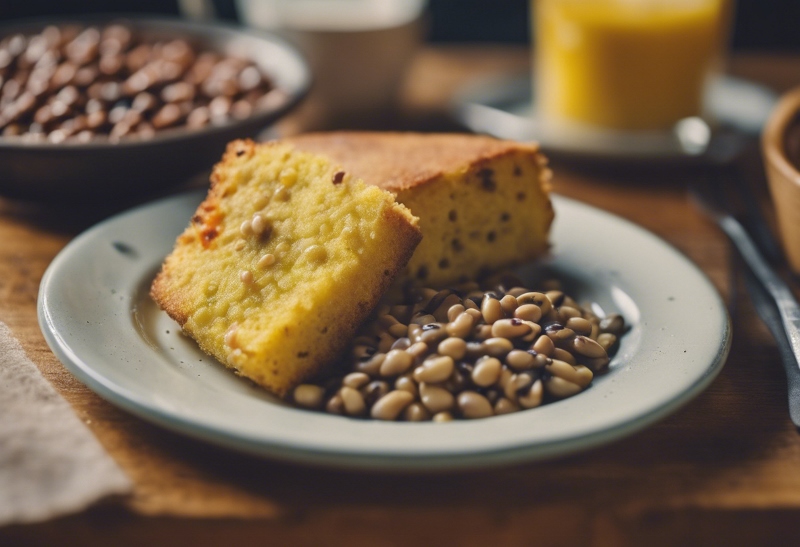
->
xmin=151 ymin=140 xmax=421 ymax=397
xmin=287 ymin=132 xmax=554 ymax=288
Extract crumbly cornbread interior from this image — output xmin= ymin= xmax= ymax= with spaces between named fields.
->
xmin=151 ymin=140 xmax=421 ymax=397
xmin=396 ymin=151 xmax=551 ymax=286
xmin=286 ymin=132 xmax=554 ymax=289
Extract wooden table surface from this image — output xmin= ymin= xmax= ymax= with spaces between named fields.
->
xmin=3 ymin=46 xmax=800 ymax=546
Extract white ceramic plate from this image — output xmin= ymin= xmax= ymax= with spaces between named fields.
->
xmin=38 ymin=190 xmax=730 ymax=470
xmin=452 ymin=74 xmax=777 ymax=163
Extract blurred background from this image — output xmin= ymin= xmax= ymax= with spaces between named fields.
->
xmin=2 ymin=0 xmax=799 ymax=50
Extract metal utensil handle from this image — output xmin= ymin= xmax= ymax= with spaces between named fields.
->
xmin=720 ymin=215 xmax=800 ymax=368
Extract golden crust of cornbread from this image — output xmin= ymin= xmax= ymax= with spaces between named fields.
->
xmin=151 ymin=139 xmax=421 ymax=397
xmin=286 ymin=132 xmax=554 ymax=287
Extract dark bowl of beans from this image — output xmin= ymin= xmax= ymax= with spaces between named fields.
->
xmin=0 ymin=16 xmax=311 ymax=201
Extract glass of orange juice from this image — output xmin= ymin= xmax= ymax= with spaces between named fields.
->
xmin=533 ymin=0 xmax=733 ymax=132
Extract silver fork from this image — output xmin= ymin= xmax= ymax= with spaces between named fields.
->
xmin=690 ymin=174 xmax=800 ymax=427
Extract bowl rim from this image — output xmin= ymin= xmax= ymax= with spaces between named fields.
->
xmin=762 ymin=85 xmax=800 ymax=189
xmin=0 ymin=14 xmax=312 ymax=150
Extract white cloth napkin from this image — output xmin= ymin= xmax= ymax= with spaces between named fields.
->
xmin=0 ymin=321 xmax=132 ymax=526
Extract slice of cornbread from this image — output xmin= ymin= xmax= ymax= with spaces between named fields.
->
xmin=151 ymin=139 xmax=422 ymax=397
xmin=287 ymin=132 xmax=554 ymax=288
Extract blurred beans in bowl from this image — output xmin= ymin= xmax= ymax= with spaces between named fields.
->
xmin=0 ymin=17 xmax=310 ymax=201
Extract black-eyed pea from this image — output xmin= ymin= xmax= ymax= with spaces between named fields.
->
xmin=406 ymin=341 xmax=430 ymax=361
xmin=518 ymin=379 xmax=543 ymax=409
xmin=325 ymin=394 xmax=345 ymax=415
xmin=351 ymin=344 xmax=376 ymax=361
xmin=532 ymin=352 xmax=552 ymax=368
xmin=544 ymin=376 xmax=582 ymax=398
xmin=394 ymin=374 xmax=418 ymax=397
xmin=361 ymin=380 xmax=390 ymax=406
xmin=505 ymin=349 xmax=535 ymax=371
xmin=483 ymin=337 xmax=514 ymax=358
xmin=446 ymin=311 xmax=474 ymax=338
xmin=597 ymin=333 xmax=618 ymax=351
xmin=545 ymin=290 xmax=565 ymax=307
xmin=447 ymin=303 xmax=465 ymax=322
xmin=411 ymin=313 xmax=436 ymax=325
xmin=546 ymin=359 xmax=593 ymax=388
xmin=520 ymin=321 xmax=542 ymax=342
xmin=494 ymin=397 xmax=520 ymax=415
xmin=491 ymin=318 xmax=532 ymax=339
xmin=484 ymin=388 xmax=501 ymax=405
xmin=514 ymin=303 xmax=542 ymax=323
xmin=388 ymin=323 xmax=408 ymax=338
xmin=558 ymin=306 xmax=582 ymax=322
xmin=465 ymin=307 xmax=483 ymax=320
xmin=370 ymin=390 xmax=414 ymax=420
xmin=442 ymin=369 xmax=467 ymax=393
xmin=499 ymin=294 xmax=518 ymax=315
xmin=413 ymin=355 xmax=455 ymax=383
xmin=377 ymin=331 xmax=396 ymax=353
xmin=457 ymin=391 xmax=493 ymax=419
xmin=293 ymin=384 xmax=325 ymax=409
xmin=339 ymin=386 xmax=367 ymax=416
xmin=438 ymin=337 xmax=467 ymax=360
xmin=420 ymin=382 xmax=455 ymax=414
xmin=566 ymin=316 xmax=593 ymax=336
xmin=433 ymin=411 xmax=454 ymax=423
xmin=432 ymin=293 xmax=463 ymax=323
xmin=546 ymin=325 xmax=576 ymax=346
xmin=497 ymin=366 xmax=514 ymax=390
xmin=572 ymin=335 xmax=607 ymax=359
xmin=504 ymin=372 xmax=535 ymax=400
xmin=354 ymin=352 xmax=385 ymax=376
xmin=404 ymin=402 xmax=431 ymax=422
xmin=532 ymin=334 xmax=555 ymax=356
xmin=391 ymin=337 xmax=412 ymax=351
xmin=517 ymin=292 xmax=552 ymax=315
xmin=473 ymin=324 xmax=493 ymax=341
xmin=471 ymin=356 xmax=502 ymax=387
xmin=599 ymin=313 xmax=625 ymax=335
xmin=380 ymin=349 xmax=414 ymax=376
xmin=420 ymin=323 xmax=448 ymax=345
xmin=342 ymin=372 xmax=370 ymax=389
xmin=580 ymin=355 xmax=611 ymax=372
xmin=378 ymin=314 xmax=400 ymax=330
xmin=481 ymin=294 xmax=504 ymax=324
xmin=553 ymin=347 xmax=577 ymax=366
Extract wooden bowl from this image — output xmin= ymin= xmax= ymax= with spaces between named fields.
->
xmin=762 ymin=86 xmax=800 ymax=273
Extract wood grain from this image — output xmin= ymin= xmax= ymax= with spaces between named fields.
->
xmin=3 ymin=48 xmax=800 ymax=546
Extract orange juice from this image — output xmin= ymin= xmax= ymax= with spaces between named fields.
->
xmin=534 ymin=0 xmax=729 ymax=131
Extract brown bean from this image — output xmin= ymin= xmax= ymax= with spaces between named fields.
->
xmin=532 ymin=334 xmax=555 ymax=356
xmin=471 ymin=356 xmax=502 ymax=387
xmin=566 ymin=317 xmax=593 ymax=336
xmin=599 ymin=314 xmax=625 ymax=335
xmin=494 ymin=397 xmax=520 ymax=415
xmin=483 ymin=337 xmax=514 ymax=358
xmin=499 ymin=294 xmax=518 ymax=315
xmin=518 ymin=379 xmax=543 ymax=409
xmin=438 ymin=337 xmax=466 ymax=360
xmin=572 ymin=335 xmax=607 ymax=359
xmin=491 ymin=318 xmax=532 ymax=339
xmin=432 ymin=411 xmax=454 ymax=423
xmin=371 ymin=390 xmax=414 ymax=420
xmin=404 ymin=402 xmax=431 ymax=422
xmin=505 ymin=349 xmax=535 ymax=371
xmin=413 ymin=355 xmax=454 ymax=383
xmin=457 ymin=391 xmax=493 ymax=419
xmin=339 ymin=386 xmax=366 ymax=416
xmin=546 ymin=359 xmax=593 ymax=387
xmin=517 ymin=292 xmax=552 ymax=315
xmin=544 ymin=376 xmax=582 ymax=398
xmin=379 ymin=349 xmax=414 ymax=377
xmin=597 ymin=332 xmax=618 ymax=351
xmin=553 ymin=348 xmax=577 ymax=366
xmin=445 ymin=311 xmax=474 ymax=338
xmin=481 ymin=295 xmax=504 ymax=324
xmin=514 ymin=304 xmax=542 ymax=323
xmin=293 ymin=384 xmax=325 ymax=409
xmin=342 ymin=372 xmax=370 ymax=389
xmin=420 ymin=383 xmax=455 ymax=414
xmin=394 ymin=374 xmax=418 ymax=397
